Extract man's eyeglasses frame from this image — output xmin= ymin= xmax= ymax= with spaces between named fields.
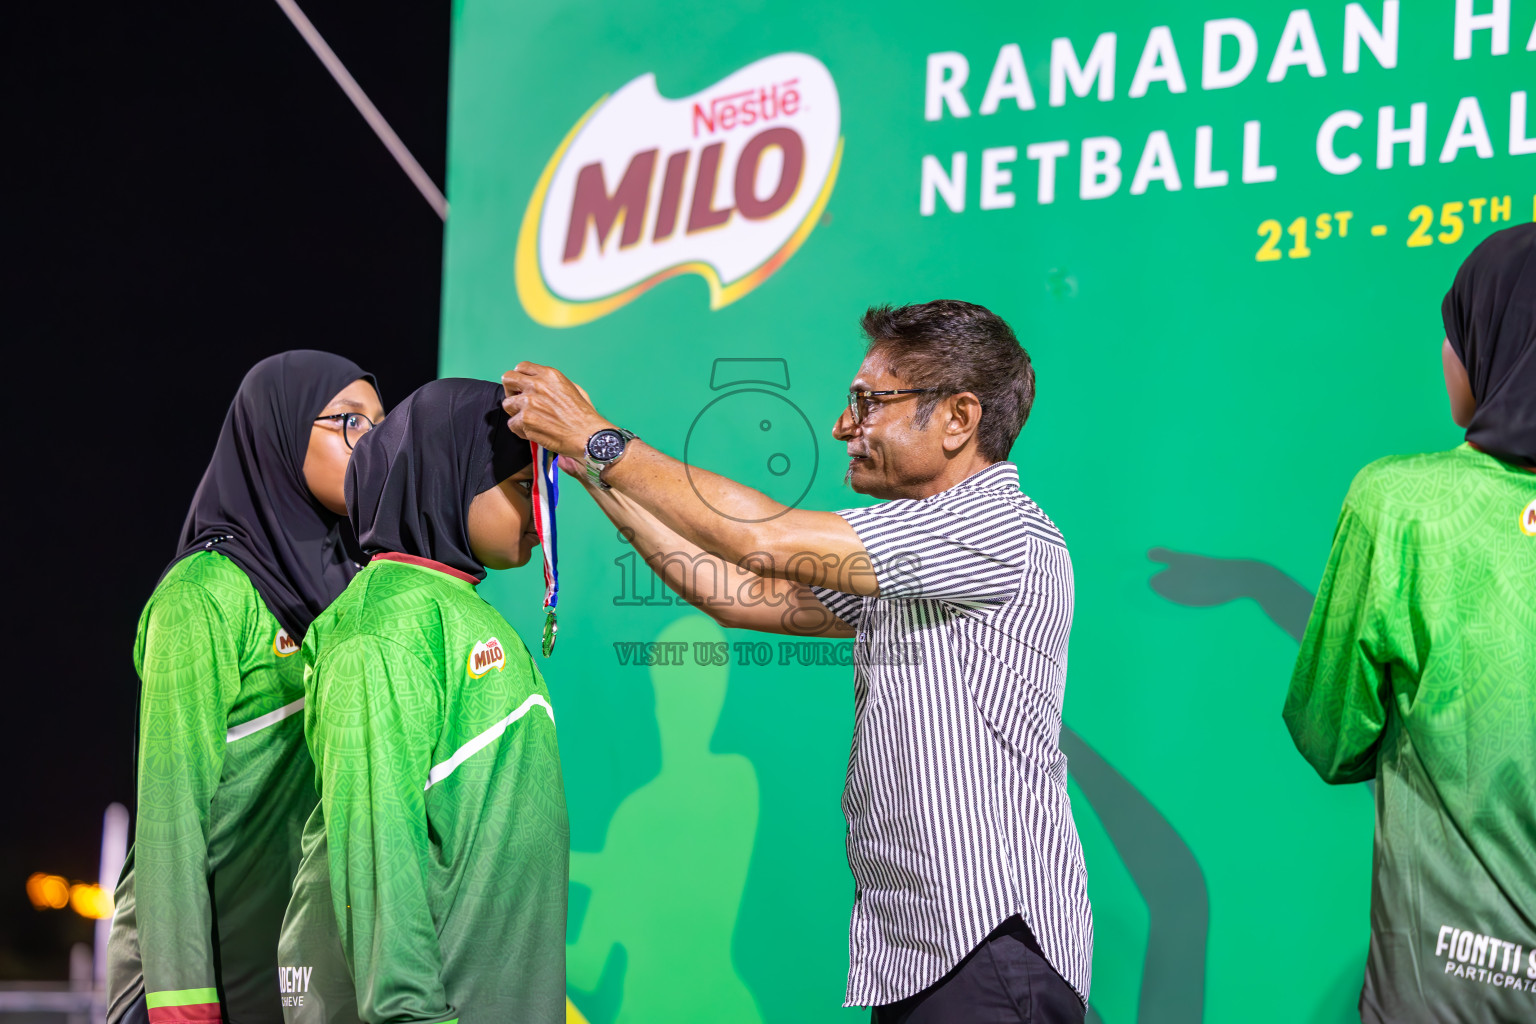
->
xmin=847 ymin=388 xmax=941 ymax=425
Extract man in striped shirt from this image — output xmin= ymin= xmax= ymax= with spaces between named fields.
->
xmin=504 ymin=299 xmax=1091 ymax=1023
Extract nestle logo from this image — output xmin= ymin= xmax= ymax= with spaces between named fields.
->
xmin=692 ymin=79 xmax=802 ymax=137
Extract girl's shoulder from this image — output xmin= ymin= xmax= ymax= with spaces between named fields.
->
xmin=1346 ymin=445 xmax=1526 ymax=530
xmin=147 ymin=549 xmax=264 ymax=622
xmin=305 ymin=561 xmax=492 ymax=669
xmin=158 ymin=547 xmax=252 ymax=593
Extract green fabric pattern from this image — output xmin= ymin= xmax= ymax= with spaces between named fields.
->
xmin=108 ymin=551 xmax=318 ymax=1024
xmin=1285 ymin=444 xmax=1536 ymax=1020
xmin=279 ymin=559 xmax=568 ymax=1024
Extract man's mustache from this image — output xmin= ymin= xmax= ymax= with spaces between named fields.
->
xmin=844 ymin=449 xmax=869 ymax=485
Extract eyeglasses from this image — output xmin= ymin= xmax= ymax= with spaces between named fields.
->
xmin=847 ymin=389 xmax=940 ymax=425
xmin=313 ymin=412 xmax=375 ymax=450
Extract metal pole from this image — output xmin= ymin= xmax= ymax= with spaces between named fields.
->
xmin=94 ymin=803 xmax=130 ymax=1005
xmin=269 ymin=0 xmax=449 ymax=221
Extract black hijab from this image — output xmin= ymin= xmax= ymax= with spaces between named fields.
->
xmin=346 ymin=378 xmax=532 ymax=581
xmin=170 ymin=350 xmax=379 ymax=639
xmin=1442 ymin=222 xmax=1536 ymax=468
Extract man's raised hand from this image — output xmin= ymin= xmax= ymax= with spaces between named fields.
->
xmin=500 ymin=362 xmax=608 ymax=457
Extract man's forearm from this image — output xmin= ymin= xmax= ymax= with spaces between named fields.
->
xmin=602 ymin=442 xmax=776 ymax=565
xmin=602 ymin=442 xmax=872 ymax=594
xmin=583 ymin=473 xmax=748 ymax=610
xmin=580 ymin=472 xmax=854 ymax=636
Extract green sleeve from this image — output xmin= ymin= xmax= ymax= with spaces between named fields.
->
xmin=1283 ymin=503 xmax=1395 ymax=784
xmin=131 ymin=582 xmax=239 ymax=1010
xmin=310 ymin=635 xmax=457 ymax=1024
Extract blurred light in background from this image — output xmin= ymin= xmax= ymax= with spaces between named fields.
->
xmin=69 ymin=883 xmax=114 ymax=920
xmin=26 ymin=872 xmax=70 ymax=910
xmin=26 ymin=872 xmax=115 ymax=918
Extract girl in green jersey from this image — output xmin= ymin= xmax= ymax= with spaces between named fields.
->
xmin=279 ymin=378 xmax=568 ymax=1024
xmin=1286 ymin=223 xmax=1536 ymax=1022
xmin=108 ymin=351 xmax=385 ymax=1024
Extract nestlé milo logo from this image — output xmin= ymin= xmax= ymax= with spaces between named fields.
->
xmin=516 ymin=53 xmax=843 ymax=327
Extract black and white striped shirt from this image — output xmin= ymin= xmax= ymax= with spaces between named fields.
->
xmin=811 ymin=461 xmax=1091 ymax=1008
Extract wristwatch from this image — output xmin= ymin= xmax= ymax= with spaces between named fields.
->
xmin=583 ymin=427 xmax=639 ymax=489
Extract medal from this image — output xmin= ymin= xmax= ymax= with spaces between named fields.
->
xmin=530 ymin=440 xmax=560 ymax=656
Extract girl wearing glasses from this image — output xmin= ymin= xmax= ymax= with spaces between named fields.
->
xmin=107 ymin=351 xmax=385 ymax=1024
xmin=278 ymin=378 xmax=567 ymax=1024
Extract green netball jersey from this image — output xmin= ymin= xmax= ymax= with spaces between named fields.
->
xmin=108 ymin=550 xmax=315 ymax=1024
xmin=278 ymin=556 xmax=568 ymax=1024
xmin=1285 ymin=443 xmax=1536 ymax=1021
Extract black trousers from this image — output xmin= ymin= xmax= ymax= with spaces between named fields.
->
xmin=118 ymin=993 xmax=149 ymax=1024
xmin=872 ymin=917 xmax=1086 ymax=1024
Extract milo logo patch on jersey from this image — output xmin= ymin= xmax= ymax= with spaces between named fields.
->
xmin=468 ymin=637 xmax=506 ymax=678
xmin=273 ymin=628 xmax=300 ymax=658
xmin=1522 ymin=499 xmax=1536 ymax=537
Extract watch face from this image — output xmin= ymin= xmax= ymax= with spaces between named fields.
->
xmin=587 ymin=429 xmax=626 ymax=461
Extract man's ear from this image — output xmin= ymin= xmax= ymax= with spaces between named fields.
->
xmin=941 ymin=393 xmax=983 ymax=453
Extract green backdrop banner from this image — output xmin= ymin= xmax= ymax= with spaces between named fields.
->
xmin=439 ymin=3 xmax=1535 ymax=1021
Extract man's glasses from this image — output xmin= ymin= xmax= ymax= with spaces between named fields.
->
xmin=314 ymin=412 xmax=375 ymax=450
xmin=847 ymin=389 xmax=939 ymax=425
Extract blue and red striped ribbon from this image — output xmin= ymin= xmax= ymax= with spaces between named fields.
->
xmin=530 ymin=440 xmax=559 ymax=656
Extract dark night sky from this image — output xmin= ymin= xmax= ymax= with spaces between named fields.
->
xmin=3 ymin=1 xmax=447 ymax=974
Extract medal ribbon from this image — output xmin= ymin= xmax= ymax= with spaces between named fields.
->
xmin=530 ymin=440 xmax=559 ymax=656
